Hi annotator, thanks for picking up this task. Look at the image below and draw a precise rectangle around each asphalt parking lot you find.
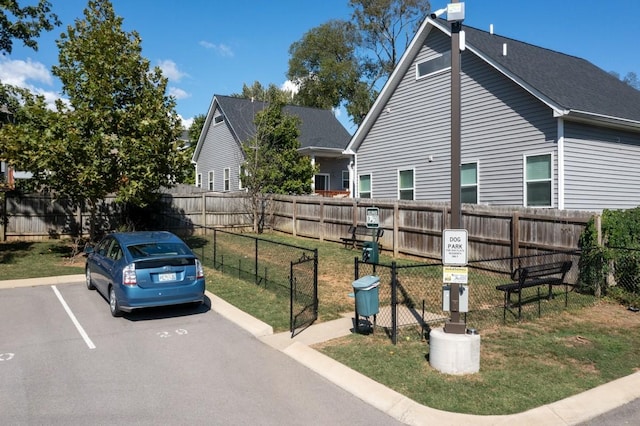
[0,281,402,425]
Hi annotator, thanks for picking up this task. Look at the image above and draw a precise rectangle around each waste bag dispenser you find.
[362,241,379,263]
[352,275,380,333]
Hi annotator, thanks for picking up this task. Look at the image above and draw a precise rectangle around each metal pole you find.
[444,0,466,334]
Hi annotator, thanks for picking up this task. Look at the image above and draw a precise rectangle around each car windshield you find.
[127,242,191,259]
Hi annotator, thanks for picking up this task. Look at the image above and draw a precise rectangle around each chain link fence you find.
[355,250,597,344]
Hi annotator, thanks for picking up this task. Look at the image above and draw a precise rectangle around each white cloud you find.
[0,57,53,87]
[0,57,64,110]
[199,40,234,57]
[280,79,299,94]
[178,114,193,130]
[169,86,190,100]
[157,59,187,82]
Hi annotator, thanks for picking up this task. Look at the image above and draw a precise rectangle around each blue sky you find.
[2,0,639,134]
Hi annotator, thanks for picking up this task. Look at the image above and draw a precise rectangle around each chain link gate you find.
[290,251,318,337]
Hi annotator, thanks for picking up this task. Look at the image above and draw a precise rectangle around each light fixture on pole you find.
[433,1,467,335]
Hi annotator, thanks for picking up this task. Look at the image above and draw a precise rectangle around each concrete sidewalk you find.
[3,276,640,425]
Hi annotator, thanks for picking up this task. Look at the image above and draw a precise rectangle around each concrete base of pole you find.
[429,327,480,375]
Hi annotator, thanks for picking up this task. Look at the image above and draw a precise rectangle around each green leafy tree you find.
[350,0,430,85]
[0,0,60,54]
[288,20,366,116]
[287,0,430,126]
[232,81,293,104]
[1,0,188,238]
[241,99,317,232]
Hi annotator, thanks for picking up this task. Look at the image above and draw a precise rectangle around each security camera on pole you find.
[427,1,480,375]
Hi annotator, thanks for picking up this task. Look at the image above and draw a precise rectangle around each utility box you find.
[362,241,379,263]
[442,284,469,312]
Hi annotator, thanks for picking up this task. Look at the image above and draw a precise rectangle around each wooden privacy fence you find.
[1,191,595,261]
[267,195,594,261]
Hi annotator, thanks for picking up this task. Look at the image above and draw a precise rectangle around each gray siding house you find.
[345,17,640,210]
[192,95,352,195]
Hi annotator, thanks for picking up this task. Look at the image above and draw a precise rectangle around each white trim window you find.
[342,170,349,190]
[416,51,451,79]
[208,171,214,191]
[461,162,478,204]
[358,174,371,198]
[398,168,415,200]
[213,114,224,125]
[525,153,552,207]
[223,167,230,191]
[196,173,202,188]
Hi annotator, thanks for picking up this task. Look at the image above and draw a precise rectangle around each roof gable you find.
[346,17,640,153]
[193,95,351,162]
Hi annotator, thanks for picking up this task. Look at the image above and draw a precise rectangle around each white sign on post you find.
[442,229,468,266]
[365,207,379,228]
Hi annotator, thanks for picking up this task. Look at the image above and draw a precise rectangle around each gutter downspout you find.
[347,155,356,198]
[557,118,565,210]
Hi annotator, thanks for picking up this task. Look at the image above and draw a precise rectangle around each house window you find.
[358,174,371,198]
[416,51,451,79]
[224,168,230,191]
[208,171,214,191]
[525,154,552,207]
[398,169,414,200]
[461,162,478,204]
[342,171,349,190]
[196,173,202,188]
[315,174,329,191]
[214,114,224,125]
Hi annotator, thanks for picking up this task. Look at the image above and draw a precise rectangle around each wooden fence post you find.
[319,199,324,241]
[292,198,297,237]
[393,201,399,257]
[511,212,520,261]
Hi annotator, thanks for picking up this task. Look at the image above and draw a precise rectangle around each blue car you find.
[85,231,205,317]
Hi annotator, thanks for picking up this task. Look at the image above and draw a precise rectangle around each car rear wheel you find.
[85,267,95,290]
[109,287,121,317]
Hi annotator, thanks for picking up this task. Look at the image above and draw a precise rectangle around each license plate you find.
[158,272,176,282]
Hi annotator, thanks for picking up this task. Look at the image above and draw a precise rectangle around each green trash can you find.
[362,240,379,263]
[353,275,380,333]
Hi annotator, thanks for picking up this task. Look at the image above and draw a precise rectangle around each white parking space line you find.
[51,285,96,349]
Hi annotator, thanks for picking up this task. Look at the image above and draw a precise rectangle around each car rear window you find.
[127,242,191,259]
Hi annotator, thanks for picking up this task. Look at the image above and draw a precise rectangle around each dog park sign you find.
[442,229,468,266]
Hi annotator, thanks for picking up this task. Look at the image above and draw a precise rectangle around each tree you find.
[609,71,640,90]
[241,99,317,232]
[1,0,189,239]
[188,113,206,145]
[350,0,430,86]
[287,0,430,126]
[0,0,60,54]
[231,81,294,104]
[288,20,368,118]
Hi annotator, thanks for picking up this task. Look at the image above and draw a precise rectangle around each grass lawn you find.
[2,236,640,415]
[0,240,86,279]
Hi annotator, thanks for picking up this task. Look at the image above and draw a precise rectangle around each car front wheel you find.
[109,287,121,317]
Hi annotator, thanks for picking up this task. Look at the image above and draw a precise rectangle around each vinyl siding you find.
[357,30,560,205]
[198,110,244,192]
[564,122,640,210]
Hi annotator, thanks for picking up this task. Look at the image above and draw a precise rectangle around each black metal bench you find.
[341,225,384,249]
[495,260,572,321]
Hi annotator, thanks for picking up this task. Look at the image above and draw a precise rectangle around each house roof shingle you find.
[461,23,640,123]
[347,17,640,154]
[215,95,351,151]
